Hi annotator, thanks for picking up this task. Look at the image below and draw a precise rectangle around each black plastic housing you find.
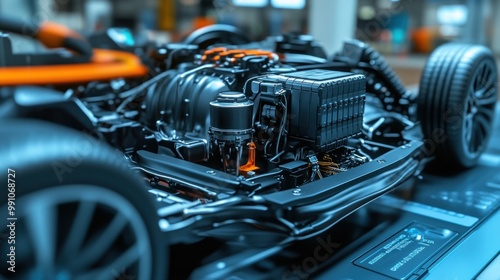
[252,70,366,152]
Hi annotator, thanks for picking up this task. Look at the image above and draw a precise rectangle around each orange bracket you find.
[239,142,260,176]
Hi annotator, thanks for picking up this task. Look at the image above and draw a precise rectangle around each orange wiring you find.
[36,22,84,49]
[201,48,276,64]
[0,49,148,86]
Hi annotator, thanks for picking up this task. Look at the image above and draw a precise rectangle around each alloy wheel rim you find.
[1,185,153,280]
[462,59,497,157]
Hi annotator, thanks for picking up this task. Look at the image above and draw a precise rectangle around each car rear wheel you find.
[418,43,498,169]
[0,120,167,280]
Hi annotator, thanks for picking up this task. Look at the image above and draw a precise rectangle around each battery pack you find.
[280,69,366,152]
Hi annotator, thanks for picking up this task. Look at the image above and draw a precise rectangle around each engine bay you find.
[0,27,430,246]
[85,45,409,201]
[1,17,498,279]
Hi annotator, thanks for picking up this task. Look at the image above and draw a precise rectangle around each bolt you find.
[159,219,169,230]
[216,262,226,269]
[292,189,301,196]
[377,159,386,164]
[207,170,216,175]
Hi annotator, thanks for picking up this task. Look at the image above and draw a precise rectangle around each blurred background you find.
[1,0,499,86]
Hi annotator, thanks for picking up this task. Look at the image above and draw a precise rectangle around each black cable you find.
[116,71,173,112]
[0,17,38,37]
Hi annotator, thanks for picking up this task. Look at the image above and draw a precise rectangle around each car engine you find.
[98,46,371,192]
[1,18,498,279]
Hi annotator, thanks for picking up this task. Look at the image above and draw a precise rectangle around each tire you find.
[0,120,167,280]
[418,43,498,169]
[184,24,250,49]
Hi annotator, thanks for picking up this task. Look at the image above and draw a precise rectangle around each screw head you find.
[216,262,226,269]
[159,219,169,230]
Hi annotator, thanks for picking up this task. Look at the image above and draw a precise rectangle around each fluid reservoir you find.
[209,92,254,175]
[209,92,253,136]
